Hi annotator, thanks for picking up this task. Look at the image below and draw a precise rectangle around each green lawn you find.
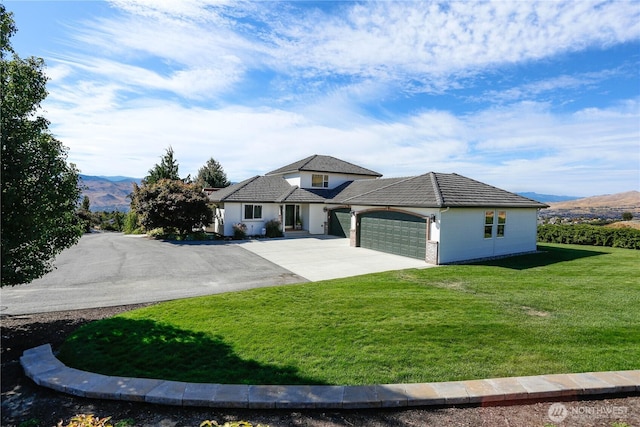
[59,243,640,386]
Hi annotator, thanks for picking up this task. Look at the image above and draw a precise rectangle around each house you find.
[209,155,548,264]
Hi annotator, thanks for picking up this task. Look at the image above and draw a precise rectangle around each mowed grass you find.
[59,243,640,385]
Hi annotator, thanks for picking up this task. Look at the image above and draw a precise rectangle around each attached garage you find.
[357,211,427,260]
[329,208,351,238]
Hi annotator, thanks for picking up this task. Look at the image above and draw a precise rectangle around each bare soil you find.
[2,305,639,427]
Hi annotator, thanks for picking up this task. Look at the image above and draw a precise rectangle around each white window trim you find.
[311,174,329,188]
[243,204,263,220]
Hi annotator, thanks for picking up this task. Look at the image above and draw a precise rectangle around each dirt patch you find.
[2,306,639,427]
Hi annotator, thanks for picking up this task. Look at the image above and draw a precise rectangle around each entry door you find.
[285,205,300,229]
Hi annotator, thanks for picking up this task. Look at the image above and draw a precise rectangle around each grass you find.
[59,243,640,386]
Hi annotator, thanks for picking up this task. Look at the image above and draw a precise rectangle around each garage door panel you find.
[359,211,426,260]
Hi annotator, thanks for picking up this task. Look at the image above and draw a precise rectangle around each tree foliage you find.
[1,6,83,286]
[131,179,213,236]
[144,146,180,185]
[196,157,230,188]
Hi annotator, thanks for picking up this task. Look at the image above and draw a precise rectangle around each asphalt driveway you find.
[0,233,305,315]
[0,233,430,315]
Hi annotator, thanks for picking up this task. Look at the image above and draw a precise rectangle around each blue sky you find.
[6,0,640,197]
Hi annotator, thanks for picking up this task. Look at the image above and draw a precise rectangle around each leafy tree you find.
[622,212,633,221]
[1,6,83,286]
[196,157,230,188]
[144,146,180,185]
[130,179,213,236]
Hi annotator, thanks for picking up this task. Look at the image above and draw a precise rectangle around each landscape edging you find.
[21,344,640,409]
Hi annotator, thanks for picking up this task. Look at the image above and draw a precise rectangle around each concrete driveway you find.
[238,235,430,281]
[0,233,430,315]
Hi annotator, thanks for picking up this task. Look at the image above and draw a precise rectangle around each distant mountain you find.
[548,191,640,210]
[79,175,140,212]
[543,190,640,218]
[517,192,579,203]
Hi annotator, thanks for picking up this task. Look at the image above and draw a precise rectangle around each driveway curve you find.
[0,233,306,315]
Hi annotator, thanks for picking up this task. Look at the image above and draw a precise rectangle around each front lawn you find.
[59,243,640,385]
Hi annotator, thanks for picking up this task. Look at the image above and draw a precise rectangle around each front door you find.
[285,205,300,230]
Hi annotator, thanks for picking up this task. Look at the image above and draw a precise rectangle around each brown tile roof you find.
[266,154,382,177]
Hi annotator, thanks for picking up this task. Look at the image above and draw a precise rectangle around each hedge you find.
[537,224,640,249]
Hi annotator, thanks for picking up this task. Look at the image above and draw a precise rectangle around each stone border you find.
[21,344,640,409]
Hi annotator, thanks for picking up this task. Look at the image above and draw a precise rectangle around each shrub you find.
[537,224,640,249]
[264,219,283,238]
[123,211,142,234]
[57,414,112,427]
[233,223,247,240]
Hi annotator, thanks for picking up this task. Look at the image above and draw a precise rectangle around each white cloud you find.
[28,0,639,197]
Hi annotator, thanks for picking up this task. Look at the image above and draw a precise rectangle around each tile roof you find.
[330,173,548,208]
[266,154,382,177]
[209,156,547,209]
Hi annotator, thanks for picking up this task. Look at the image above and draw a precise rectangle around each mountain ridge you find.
[79,175,139,212]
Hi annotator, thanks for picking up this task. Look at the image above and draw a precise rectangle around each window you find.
[244,204,262,220]
[484,210,507,238]
[497,211,507,237]
[312,174,329,188]
[484,211,494,238]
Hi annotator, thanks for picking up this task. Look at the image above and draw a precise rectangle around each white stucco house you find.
[209,155,548,264]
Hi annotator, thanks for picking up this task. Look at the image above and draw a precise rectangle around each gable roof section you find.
[331,173,548,208]
[266,154,382,177]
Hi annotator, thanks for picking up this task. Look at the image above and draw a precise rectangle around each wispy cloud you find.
[17,0,638,196]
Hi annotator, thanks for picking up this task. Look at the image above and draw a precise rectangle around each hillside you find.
[544,190,640,218]
[80,175,139,212]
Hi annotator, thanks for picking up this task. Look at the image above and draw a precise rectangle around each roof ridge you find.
[276,184,299,202]
[299,154,318,170]
[339,175,419,203]
[429,172,445,207]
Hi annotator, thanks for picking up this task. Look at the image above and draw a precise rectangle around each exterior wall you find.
[307,204,327,234]
[283,174,301,187]
[220,202,281,237]
[438,208,539,264]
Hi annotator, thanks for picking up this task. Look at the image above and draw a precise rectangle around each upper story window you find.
[312,174,329,188]
[244,204,262,220]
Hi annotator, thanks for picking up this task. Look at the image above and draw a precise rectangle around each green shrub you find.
[264,219,283,238]
[123,211,142,234]
[538,224,640,249]
[233,223,247,239]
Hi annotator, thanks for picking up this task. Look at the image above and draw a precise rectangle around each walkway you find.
[22,344,639,409]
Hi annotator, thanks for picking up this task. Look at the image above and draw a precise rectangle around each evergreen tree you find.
[144,146,180,185]
[196,157,230,188]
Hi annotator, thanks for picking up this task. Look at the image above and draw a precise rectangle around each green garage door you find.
[359,211,426,260]
[329,208,351,237]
